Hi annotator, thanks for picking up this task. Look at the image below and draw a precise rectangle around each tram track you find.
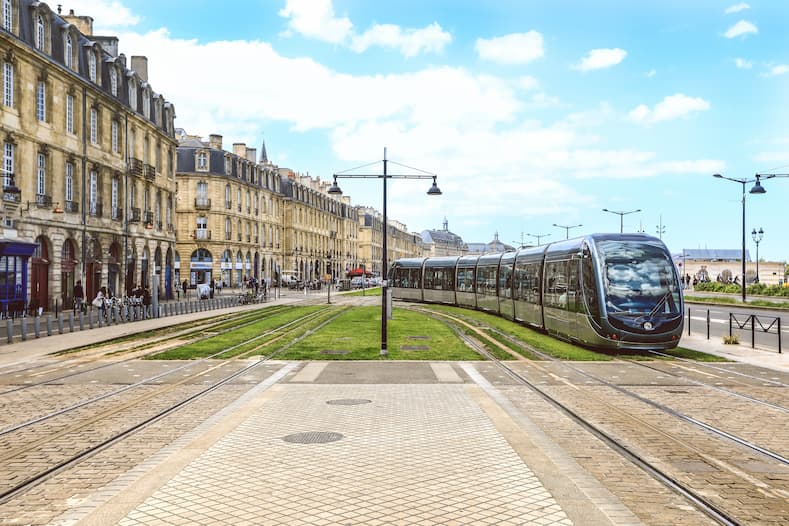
[0,305,349,505]
[413,305,789,526]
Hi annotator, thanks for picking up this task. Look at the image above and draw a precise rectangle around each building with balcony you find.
[355,206,424,277]
[175,131,283,288]
[0,3,177,310]
[280,169,357,283]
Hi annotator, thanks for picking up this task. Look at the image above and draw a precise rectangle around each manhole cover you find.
[401,345,429,351]
[282,431,344,444]
[321,350,349,355]
[408,335,430,340]
[326,399,372,406]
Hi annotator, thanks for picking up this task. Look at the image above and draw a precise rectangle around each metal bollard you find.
[706,309,710,340]
[34,317,40,338]
[58,315,64,334]
[46,315,52,337]
[6,318,12,344]
[79,311,84,331]
[89,311,94,330]
[687,308,691,336]
[21,317,27,341]
[69,312,74,332]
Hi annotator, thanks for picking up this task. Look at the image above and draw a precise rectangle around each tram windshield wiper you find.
[648,291,672,317]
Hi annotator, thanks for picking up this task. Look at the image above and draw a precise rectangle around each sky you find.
[66,0,789,261]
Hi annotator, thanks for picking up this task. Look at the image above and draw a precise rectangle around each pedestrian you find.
[93,286,107,319]
[182,279,188,298]
[73,279,84,313]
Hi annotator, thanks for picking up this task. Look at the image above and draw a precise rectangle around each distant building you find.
[676,249,786,286]
[467,232,515,254]
[421,218,467,257]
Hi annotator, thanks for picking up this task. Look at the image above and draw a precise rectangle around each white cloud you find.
[724,20,758,38]
[517,76,539,91]
[475,32,544,64]
[279,0,450,56]
[572,48,627,72]
[278,0,353,44]
[764,64,789,77]
[725,3,751,14]
[734,58,752,69]
[350,22,451,57]
[60,0,139,27]
[753,152,789,164]
[629,94,711,123]
[646,69,657,77]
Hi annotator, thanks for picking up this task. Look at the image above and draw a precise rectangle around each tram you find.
[390,233,683,350]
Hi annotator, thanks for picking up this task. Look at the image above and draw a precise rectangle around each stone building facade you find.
[356,206,424,276]
[279,169,358,283]
[0,3,177,310]
[420,219,468,257]
[175,131,283,290]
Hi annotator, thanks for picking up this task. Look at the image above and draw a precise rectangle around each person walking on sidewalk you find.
[73,280,84,313]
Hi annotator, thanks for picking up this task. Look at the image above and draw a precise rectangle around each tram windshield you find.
[598,240,680,316]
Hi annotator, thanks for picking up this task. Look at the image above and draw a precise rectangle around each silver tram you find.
[389,233,683,350]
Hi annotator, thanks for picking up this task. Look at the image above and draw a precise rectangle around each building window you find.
[225,184,231,208]
[66,94,74,134]
[109,68,117,97]
[128,80,137,111]
[155,142,161,172]
[2,61,13,107]
[36,81,45,121]
[89,170,97,214]
[65,35,73,69]
[2,0,12,32]
[3,142,13,188]
[111,177,118,210]
[36,14,45,51]
[225,218,231,240]
[36,153,46,195]
[111,120,119,153]
[89,108,98,144]
[197,181,207,197]
[197,151,207,170]
[142,92,149,119]
[224,155,231,175]
[65,162,74,202]
[88,52,96,82]
[129,127,135,157]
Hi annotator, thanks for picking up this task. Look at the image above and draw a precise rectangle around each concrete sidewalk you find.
[679,331,788,372]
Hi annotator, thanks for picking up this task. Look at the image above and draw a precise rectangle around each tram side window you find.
[499,264,513,299]
[568,259,579,312]
[581,246,600,317]
[457,267,474,292]
[514,261,540,304]
[544,261,568,309]
[476,266,497,296]
[408,268,421,289]
[424,269,435,289]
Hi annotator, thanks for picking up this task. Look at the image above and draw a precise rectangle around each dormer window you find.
[196,150,208,171]
[88,52,96,82]
[2,0,13,33]
[142,90,150,119]
[35,14,45,51]
[128,79,137,111]
[110,68,117,96]
[65,35,73,69]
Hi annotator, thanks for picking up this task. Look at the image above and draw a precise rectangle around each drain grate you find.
[282,431,344,444]
[401,345,429,351]
[327,398,372,406]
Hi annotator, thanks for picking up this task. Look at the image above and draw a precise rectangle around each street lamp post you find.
[751,227,763,284]
[712,173,770,302]
[602,208,641,233]
[527,233,550,246]
[553,223,582,240]
[329,148,441,357]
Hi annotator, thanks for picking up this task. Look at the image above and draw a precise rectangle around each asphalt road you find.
[685,300,786,352]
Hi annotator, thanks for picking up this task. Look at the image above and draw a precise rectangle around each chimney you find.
[130,56,148,83]
[246,148,256,162]
[232,143,246,158]
[208,134,223,150]
[63,9,94,36]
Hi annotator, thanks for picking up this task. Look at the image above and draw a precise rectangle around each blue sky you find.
[71,0,788,260]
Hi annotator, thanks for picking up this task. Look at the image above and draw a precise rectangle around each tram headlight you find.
[643,321,654,331]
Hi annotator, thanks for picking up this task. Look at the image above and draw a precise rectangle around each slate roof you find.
[681,249,751,262]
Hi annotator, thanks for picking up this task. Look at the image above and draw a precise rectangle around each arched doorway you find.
[221,249,232,287]
[60,239,78,308]
[173,252,181,293]
[141,246,150,289]
[108,242,121,297]
[235,250,243,285]
[190,248,212,286]
[165,246,173,300]
[254,252,260,281]
[86,239,102,303]
[31,236,50,312]
[245,251,252,283]
[154,246,162,299]
[125,248,137,296]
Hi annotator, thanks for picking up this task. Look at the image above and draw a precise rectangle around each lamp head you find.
[749,175,766,194]
[427,176,442,196]
[327,177,343,195]
[713,173,723,179]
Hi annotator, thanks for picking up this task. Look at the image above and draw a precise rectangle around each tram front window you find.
[598,241,680,316]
